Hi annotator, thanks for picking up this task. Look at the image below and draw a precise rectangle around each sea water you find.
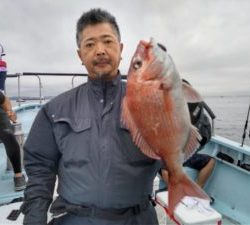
[205,95,250,147]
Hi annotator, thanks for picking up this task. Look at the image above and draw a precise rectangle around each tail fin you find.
[167,173,209,216]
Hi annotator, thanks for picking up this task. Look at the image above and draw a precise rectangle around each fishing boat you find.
[0,72,249,225]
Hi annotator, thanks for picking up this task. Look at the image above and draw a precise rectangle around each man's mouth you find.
[93,58,110,66]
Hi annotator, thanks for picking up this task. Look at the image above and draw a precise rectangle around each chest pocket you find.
[53,117,91,168]
[119,122,155,167]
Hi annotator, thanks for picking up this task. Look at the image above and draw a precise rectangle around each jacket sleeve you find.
[21,106,60,225]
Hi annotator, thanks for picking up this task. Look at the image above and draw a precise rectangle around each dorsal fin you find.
[121,97,161,160]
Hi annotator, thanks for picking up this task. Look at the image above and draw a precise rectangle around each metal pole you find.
[241,97,250,147]
[17,73,21,106]
[35,75,42,104]
[72,75,78,88]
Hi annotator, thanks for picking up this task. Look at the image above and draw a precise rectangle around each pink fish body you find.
[122,38,209,215]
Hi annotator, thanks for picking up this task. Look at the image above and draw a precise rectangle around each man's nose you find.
[96,43,105,55]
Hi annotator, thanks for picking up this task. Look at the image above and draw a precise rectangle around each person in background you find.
[0,91,26,191]
[0,44,7,92]
[183,151,215,189]
[22,8,161,225]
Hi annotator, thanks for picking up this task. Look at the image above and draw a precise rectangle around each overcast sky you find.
[1,0,250,96]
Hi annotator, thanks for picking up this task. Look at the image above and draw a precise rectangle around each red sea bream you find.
[121,38,209,215]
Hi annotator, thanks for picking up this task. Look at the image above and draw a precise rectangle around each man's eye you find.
[104,39,112,44]
[85,43,94,48]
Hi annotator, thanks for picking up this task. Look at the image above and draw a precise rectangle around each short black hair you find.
[76,8,121,48]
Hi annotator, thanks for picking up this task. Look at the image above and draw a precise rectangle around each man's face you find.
[77,22,123,80]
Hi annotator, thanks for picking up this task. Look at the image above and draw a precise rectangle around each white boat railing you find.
[6,73,128,106]
[6,72,91,105]
[6,72,217,133]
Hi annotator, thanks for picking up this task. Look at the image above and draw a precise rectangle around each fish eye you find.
[157,43,167,52]
[132,57,143,70]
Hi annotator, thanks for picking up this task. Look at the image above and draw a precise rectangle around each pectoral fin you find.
[121,97,161,160]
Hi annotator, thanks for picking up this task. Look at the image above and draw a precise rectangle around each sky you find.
[1,0,250,96]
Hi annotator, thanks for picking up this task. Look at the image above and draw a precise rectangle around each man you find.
[0,91,26,191]
[22,8,161,225]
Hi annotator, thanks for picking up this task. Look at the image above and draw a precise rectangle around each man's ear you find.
[120,42,124,53]
[77,49,85,65]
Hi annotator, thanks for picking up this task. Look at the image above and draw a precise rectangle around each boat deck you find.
[0,104,41,205]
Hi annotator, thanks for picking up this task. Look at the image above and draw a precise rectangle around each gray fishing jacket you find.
[22,74,161,225]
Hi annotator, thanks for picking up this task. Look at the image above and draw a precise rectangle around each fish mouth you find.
[150,38,167,61]
[149,38,168,77]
